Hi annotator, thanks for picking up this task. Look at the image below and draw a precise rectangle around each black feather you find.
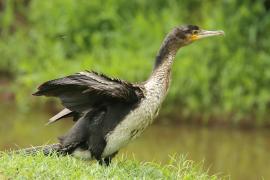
[33,71,144,113]
[32,71,144,161]
[57,103,132,159]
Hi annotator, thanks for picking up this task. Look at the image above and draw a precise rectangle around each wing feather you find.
[47,108,72,125]
[33,71,144,124]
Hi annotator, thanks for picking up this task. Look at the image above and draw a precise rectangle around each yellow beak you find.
[191,30,225,41]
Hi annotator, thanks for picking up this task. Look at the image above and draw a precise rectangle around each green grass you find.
[0,152,221,179]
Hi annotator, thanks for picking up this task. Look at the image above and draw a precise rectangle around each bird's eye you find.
[192,30,199,35]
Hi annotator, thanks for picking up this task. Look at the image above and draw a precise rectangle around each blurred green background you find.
[0,0,270,179]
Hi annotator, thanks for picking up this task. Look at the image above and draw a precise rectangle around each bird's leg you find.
[90,145,105,166]
[97,151,118,166]
[92,150,105,166]
[97,157,104,166]
[103,157,111,166]
[103,151,118,166]
[97,157,109,166]
[92,150,104,166]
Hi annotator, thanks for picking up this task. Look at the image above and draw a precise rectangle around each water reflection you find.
[124,125,270,180]
[0,103,269,180]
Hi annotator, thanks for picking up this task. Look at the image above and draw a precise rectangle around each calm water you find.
[0,103,270,180]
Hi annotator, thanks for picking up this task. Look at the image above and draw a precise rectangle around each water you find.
[0,103,269,180]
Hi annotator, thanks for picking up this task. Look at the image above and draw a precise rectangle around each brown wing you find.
[33,71,144,124]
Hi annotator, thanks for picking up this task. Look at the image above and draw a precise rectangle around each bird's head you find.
[166,25,224,49]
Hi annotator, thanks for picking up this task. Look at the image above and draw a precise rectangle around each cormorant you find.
[23,25,224,165]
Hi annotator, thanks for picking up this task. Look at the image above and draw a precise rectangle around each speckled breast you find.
[102,78,168,157]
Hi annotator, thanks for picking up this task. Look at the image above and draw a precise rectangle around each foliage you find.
[0,152,220,179]
[0,0,270,125]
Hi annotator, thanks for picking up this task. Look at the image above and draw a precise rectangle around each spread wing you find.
[33,71,144,124]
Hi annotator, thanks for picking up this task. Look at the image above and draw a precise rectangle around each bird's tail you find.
[13,143,63,156]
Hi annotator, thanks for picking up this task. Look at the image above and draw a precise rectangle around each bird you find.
[22,25,224,166]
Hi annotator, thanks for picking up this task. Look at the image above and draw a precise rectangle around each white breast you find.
[102,79,168,157]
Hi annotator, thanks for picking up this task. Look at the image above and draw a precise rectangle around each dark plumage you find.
[31,71,145,164]
[18,25,224,166]
[34,71,144,124]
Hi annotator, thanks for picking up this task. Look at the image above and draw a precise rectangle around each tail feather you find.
[14,143,62,156]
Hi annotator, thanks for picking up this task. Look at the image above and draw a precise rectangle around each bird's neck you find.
[148,39,179,91]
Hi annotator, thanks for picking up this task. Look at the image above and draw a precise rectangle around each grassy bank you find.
[0,153,220,180]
